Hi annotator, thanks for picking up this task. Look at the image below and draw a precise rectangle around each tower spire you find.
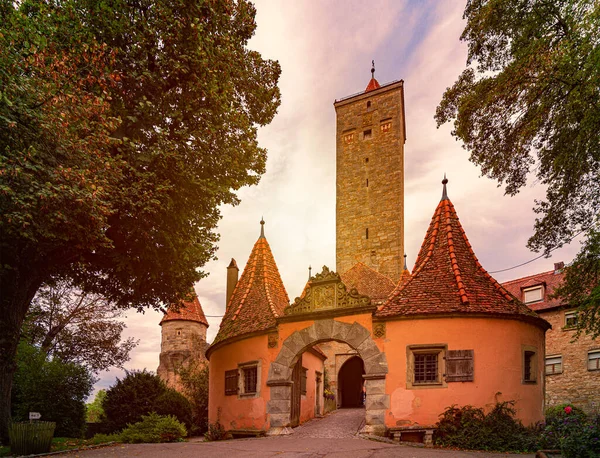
[260,217,265,238]
[403,253,408,271]
[441,174,449,201]
[371,60,375,78]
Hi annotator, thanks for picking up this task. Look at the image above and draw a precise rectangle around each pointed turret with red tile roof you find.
[365,60,381,92]
[376,177,548,327]
[212,219,290,345]
[340,262,395,306]
[160,294,209,327]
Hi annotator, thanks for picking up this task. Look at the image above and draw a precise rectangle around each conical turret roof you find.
[212,220,289,345]
[161,295,209,327]
[376,179,547,327]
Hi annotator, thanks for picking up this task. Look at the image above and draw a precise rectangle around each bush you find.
[153,389,193,430]
[434,401,538,452]
[90,432,121,444]
[541,405,600,458]
[204,408,228,441]
[11,342,94,437]
[101,370,166,433]
[119,413,186,443]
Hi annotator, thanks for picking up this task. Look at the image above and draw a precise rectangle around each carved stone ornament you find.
[268,332,279,348]
[372,322,386,339]
[284,266,371,316]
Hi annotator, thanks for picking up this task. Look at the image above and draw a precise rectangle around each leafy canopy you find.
[435,0,600,333]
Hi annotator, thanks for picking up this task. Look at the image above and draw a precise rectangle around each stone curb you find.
[6,441,116,457]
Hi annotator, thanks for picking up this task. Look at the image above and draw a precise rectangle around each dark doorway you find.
[338,356,365,408]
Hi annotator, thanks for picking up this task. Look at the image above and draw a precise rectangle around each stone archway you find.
[266,319,388,435]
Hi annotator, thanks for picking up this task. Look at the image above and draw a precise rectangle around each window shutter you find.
[445,350,474,382]
[301,368,308,395]
[225,369,238,395]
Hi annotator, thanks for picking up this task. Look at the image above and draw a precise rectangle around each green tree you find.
[23,279,138,374]
[435,0,600,334]
[0,0,280,442]
[12,342,94,438]
[86,389,106,423]
[177,363,209,434]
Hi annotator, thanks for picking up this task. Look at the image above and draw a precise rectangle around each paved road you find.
[55,408,535,458]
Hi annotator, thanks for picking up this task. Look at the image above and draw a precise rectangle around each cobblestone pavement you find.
[289,407,365,438]
[53,409,536,457]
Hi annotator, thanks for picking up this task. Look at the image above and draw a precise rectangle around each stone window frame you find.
[523,286,544,304]
[522,345,538,384]
[406,344,447,390]
[564,310,578,329]
[238,360,261,398]
[545,354,563,375]
[588,349,600,371]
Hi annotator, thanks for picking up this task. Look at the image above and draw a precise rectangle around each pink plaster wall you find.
[381,317,546,427]
[300,350,325,423]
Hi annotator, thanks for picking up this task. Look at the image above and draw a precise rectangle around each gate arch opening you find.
[338,356,365,408]
[266,319,388,436]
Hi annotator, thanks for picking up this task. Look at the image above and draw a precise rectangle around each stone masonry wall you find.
[541,308,600,415]
[335,82,405,282]
[157,320,208,391]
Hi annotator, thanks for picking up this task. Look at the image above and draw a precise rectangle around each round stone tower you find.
[157,295,209,390]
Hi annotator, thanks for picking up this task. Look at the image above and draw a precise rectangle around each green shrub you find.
[11,342,94,437]
[204,408,228,441]
[101,370,166,433]
[541,405,600,458]
[434,401,538,452]
[177,363,209,435]
[119,413,187,443]
[153,389,193,430]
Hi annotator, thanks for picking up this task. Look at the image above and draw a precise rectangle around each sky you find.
[92,0,584,396]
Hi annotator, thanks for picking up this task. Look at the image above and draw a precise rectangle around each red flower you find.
[564,406,573,414]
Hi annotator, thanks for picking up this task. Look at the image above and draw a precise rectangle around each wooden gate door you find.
[290,355,302,427]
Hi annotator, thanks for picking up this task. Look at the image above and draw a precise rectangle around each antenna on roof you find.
[260,217,265,238]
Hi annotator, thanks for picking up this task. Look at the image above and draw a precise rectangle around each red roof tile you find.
[365,77,381,92]
[377,186,544,326]
[161,295,209,327]
[502,269,566,311]
[212,229,289,345]
[340,262,395,305]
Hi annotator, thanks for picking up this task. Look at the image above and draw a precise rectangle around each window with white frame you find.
[588,350,600,371]
[523,286,543,304]
[545,355,562,375]
[565,311,578,328]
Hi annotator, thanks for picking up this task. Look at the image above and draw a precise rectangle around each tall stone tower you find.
[157,295,209,390]
[334,65,406,282]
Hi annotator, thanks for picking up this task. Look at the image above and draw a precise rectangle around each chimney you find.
[554,261,564,273]
[226,258,239,309]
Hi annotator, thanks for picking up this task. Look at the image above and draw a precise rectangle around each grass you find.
[0,436,117,456]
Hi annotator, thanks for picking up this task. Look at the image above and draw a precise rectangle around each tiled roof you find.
[502,269,566,311]
[160,295,209,327]
[212,227,289,345]
[340,262,395,305]
[377,183,543,325]
[365,77,381,92]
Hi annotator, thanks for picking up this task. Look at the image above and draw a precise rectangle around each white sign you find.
[29,412,41,420]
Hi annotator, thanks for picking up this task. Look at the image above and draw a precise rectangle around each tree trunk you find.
[0,268,43,445]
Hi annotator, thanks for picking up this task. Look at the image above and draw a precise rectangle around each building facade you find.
[503,265,600,414]
[201,72,550,443]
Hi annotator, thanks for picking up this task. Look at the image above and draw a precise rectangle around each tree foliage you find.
[435,0,600,332]
[24,279,138,373]
[12,342,94,438]
[101,370,192,433]
[177,362,209,434]
[86,389,106,423]
[0,0,280,442]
